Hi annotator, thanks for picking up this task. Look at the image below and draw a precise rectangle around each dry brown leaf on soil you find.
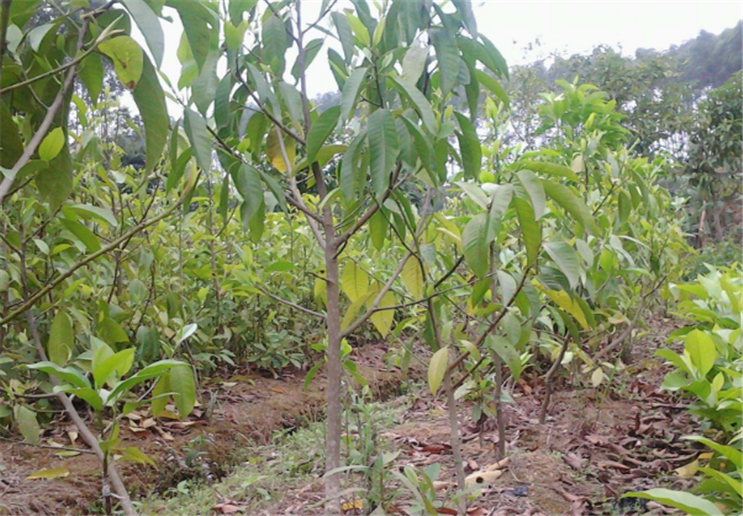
[433,481,453,491]
[464,469,503,488]
[598,460,630,471]
[483,457,509,471]
[211,503,244,514]
[466,508,488,516]
[563,452,583,470]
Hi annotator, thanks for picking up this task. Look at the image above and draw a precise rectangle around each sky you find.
[131,0,743,116]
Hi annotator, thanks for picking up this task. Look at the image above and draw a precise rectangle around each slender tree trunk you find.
[539,336,570,424]
[323,236,343,512]
[444,369,466,515]
[428,299,466,514]
[490,243,506,458]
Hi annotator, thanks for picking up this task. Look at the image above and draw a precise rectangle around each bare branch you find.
[256,286,325,319]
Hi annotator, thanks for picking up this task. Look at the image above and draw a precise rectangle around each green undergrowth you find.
[139,392,408,515]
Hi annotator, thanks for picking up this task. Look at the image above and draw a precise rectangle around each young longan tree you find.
[173,0,508,508]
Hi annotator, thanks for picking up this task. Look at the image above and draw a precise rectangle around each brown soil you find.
[240,317,702,516]
[0,343,404,515]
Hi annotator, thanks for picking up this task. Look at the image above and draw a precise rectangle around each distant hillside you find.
[670,21,743,89]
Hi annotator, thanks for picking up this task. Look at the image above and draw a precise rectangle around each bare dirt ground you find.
[1,317,700,516]
[0,344,402,515]
[237,316,700,516]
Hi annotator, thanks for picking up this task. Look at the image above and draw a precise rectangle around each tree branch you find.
[0,17,91,204]
[0,199,183,326]
[256,286,325,319]
[446,268,531,376]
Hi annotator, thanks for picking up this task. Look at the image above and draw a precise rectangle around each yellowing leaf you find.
[401,259,424,300]
[27,467,70,479]
[369,290,396,337]
[539,287,590,330]
[428,346,449,396]
[98,36,144,89]
[266,127,295,173]
[38,127,65,162]
[591,367,604,387]
[341,262,369,302]
[674,459,699,478]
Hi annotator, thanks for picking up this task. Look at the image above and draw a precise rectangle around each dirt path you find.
[200,316,699,516]
[0,343,403,515]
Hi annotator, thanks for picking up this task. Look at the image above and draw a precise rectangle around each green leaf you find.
[474,70,509,106]
[401,259,424,300]
[0,101,24,168]
[133,54,169,173]
[544,242,581,290]
[173,1,218,72]
[175,323,198,345]
[516,170,546,220]
[339,67,367,126]
[56,386,103,411]
[462,213,491,278]
[38,127,65,162]
[184,108,212,172]
[121,0,164,67]
[306,106,340,165]
[332,12,354,63]
[488,335,523,381]
[514,194,541,267]
[107,359,185,404]
[684,330,717,377]
[430,28,460,96]
[623,489,721,516]
[367,109,399,200]
[78,53,103,104]
[150,373,170,416]
[98,36,144,89]
[98,318,129,345]
[452,0,477,36]
[345,12,370,47]
[262,14,287,75]
[454,112,481,179]
[278,81,303,125]
[233,164,263,226]
[36,147,73,211]
[69,204,118,227]
[27,22,56,52]
[15,405,40,445]
[27,362,91,389]
[685,436,742,469]
[48,311,74,366]
[119,447,156,467]
[391,77,437,135]
[401,45,428,84]
[94,348,135,389]
[191,51,219,115]
[542,180,595,233]
[521,160,580,182]
[170,364,195,418]
[428,346,449,395]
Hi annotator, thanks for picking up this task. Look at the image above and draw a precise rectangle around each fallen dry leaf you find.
[598,460,630,471]
[465,469,503,488]
[212,503,243,514]
[563,452,583,470]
